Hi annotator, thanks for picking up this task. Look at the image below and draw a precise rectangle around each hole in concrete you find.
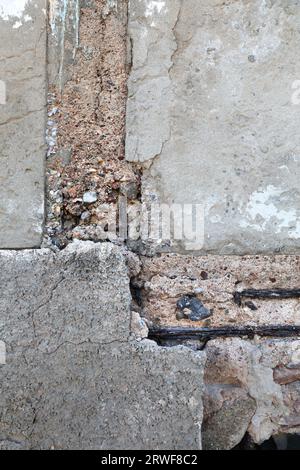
[233,433,300,450]
[130,280,143,308]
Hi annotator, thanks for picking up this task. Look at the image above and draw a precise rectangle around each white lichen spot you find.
[0,0,29,20]
[13,14,31,28]
[240,185,299,236]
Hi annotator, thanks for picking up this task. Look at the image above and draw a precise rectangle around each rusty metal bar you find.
[233,289,300,306]
[149,325,300,342]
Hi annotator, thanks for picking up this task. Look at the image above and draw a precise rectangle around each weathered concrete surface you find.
[0,241,132,347]
[46,0,140,250]
[0,0,46,248]
[203,337,300,448]
[126,0,300,254]
[0,241,205,450]
[136,253,300,328]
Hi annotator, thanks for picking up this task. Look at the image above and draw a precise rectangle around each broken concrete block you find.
[126,0,300,254]
[0,339,206,450]
[0,241,132,348]
[0,241,206,449]
[0,0,46,248]
[94,340,205,451]
[203,385,256,450]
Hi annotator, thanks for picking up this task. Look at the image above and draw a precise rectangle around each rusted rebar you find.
[149,325,300,342]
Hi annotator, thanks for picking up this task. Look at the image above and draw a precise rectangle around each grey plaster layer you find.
[48,0,80,92]
[0,0,46,249]
[126,0,300,254]
[0,241,205,450]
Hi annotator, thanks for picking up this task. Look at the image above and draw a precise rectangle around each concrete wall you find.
[0,241,205,449]
[126,0,300,254]
[0,0,46,248]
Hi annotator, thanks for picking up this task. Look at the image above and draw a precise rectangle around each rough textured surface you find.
[202,386,256,450]
[136,253,300,327]
[204,337,300,447]
[0,340,205,450]
[46,0,140,248]
[0,241,205,450]
[126,0,300,254]
[0,241,131,347]
[1,0,299,451]
[0,0,46,248]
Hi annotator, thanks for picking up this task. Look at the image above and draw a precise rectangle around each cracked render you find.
[0,0,300,451]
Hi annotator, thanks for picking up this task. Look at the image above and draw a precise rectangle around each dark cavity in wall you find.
[234,433,300,451]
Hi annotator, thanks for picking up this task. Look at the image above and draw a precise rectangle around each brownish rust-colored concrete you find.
[135,254,300,328]
[46,0,140,247]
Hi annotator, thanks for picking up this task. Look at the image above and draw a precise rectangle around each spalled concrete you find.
[46,0,139,249]
[1,0,299,451]
[204,337,300,448]
[137,253,300,328]
[126,0,300,254]
[0,0,46,248]
[0,241,206,450]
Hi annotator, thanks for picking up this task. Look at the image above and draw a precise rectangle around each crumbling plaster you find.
[0,0,46,248]
[0,0,299,451]
[204,337,300,448]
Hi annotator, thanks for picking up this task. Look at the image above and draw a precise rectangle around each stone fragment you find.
[274,366,300,386]
[131,311,149,340]
[83,192,98,204]
[177,296,212,322]
[203,386,256,450]
[127,0,300,254]
[80,211,91,222]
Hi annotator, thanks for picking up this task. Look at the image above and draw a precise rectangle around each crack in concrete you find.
[168,0,182,79]
[0,108,45,127]
[42,338,130,356]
